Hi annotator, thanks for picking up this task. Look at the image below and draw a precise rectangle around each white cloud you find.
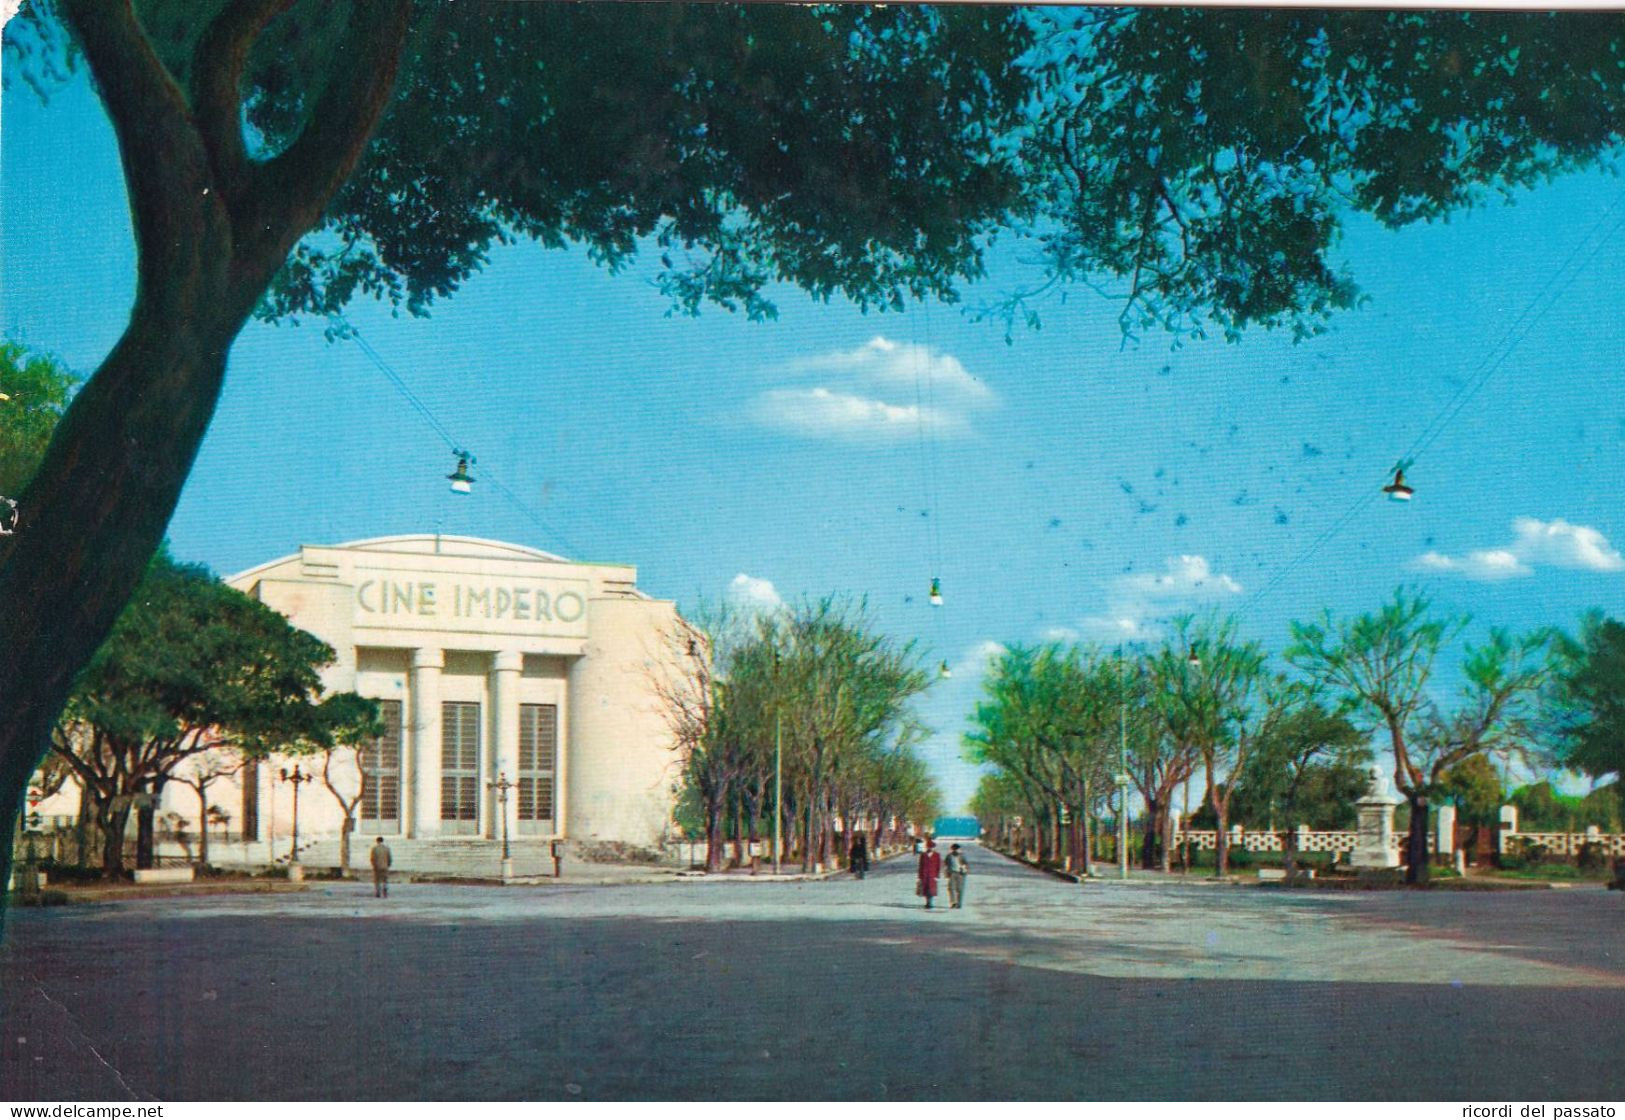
[1413,518,1623,582]
[1040,626,1080,643]
[726,572,783,612]
[748,336,992,442]
[1116,554,1243,600]
[1065,555,1243,644]
[746,387,966,442]
[1415,549,1531,581]
[793,336,993,403]
[1076,615,1162,642]
[950,640,1007,677]
[1509,517,1624,572]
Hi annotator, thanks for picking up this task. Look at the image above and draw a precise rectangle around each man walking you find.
[945,843,969,909]
[370,836,392,898]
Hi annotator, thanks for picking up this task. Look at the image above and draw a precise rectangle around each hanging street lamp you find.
[1382,462,1414,502]
[929,577,943,606]
[447,451,476,494]
[938,659,952,680]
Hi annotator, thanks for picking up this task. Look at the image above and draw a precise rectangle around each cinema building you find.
[150,535,686,876]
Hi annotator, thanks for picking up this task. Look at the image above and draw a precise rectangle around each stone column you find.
[1352,765,1401,869]
[489,651,523,839]
[1435,804,1457,856]
[409,648,444,839]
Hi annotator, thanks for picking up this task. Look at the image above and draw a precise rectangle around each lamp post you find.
[776,689,783,871]
[21,788,43,900]
[773,657,783,877]
[1118,654,1130,881]
[279,765,311,880]
[488,771,516,879]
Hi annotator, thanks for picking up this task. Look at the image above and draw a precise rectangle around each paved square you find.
[3,851,1621,1100]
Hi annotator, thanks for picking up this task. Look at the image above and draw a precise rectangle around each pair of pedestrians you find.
[915,838,969,910]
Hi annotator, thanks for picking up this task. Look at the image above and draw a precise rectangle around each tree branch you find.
[190,0,294,206]
[235,0,413,303]
[57,0,219,283]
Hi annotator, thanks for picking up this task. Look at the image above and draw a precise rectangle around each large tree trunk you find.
[339,816,355,877]
[0,0,411,922]
[194,784,211,868]
[1139,795,1162,870]
[136,792,157,871]
[1406,793,1430,885]
[704,801,725,872]
[99,805,133,877]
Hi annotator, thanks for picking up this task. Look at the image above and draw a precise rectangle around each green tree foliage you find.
[1230,702,1368,836]
[0,2,1031,900]
[657,598,936,872]
[1288,588,1556,882]
[1008,8,1625,341]
[0,340,78,496]
[1553,614,1625,782]
[965,643,1122,871]
[311,690,386,875]
[1510,780,1622,833]
[50,549,368,874]
[8,2,1625,897]
[1436,754,1505,827]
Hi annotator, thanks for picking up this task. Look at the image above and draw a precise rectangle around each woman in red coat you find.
[917,837,942,910]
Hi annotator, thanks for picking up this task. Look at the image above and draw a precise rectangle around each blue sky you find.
[5,63,1624,811]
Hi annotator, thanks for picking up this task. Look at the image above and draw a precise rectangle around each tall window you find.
[441,701,480,833]
[360,700,402,828]
[241,759,259,841]
[517,703,557,832]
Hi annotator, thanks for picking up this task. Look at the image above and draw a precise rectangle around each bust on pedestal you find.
[1351,765,1401,869]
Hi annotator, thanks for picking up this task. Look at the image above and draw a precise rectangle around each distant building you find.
[35,535,690,876]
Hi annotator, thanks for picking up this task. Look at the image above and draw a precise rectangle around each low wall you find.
[1175,826,1625,859]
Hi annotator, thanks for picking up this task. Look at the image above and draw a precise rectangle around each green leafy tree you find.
[1553,614,1625,783]
[1157,615,1275,877]
[1289,588,1555,883]
[657,597,934,872]
[1230,700,1367,877]
[10,2,1625,894]
[965,644,1118,870]
[49,549,364,875]
[0,340,78,498]
[1007,9,1625,342]
[309,691,386,876]
[1437,754,1505,827]
[0,1,1032,890]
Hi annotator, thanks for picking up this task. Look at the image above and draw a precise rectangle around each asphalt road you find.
[2,849,1622,1101]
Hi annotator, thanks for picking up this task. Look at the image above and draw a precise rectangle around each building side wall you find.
[566,597,682,850]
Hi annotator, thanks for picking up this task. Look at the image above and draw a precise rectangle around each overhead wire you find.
[335,317,583,558]
[1237,182,1625,618]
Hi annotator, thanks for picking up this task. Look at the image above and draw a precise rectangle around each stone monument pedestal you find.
[1351,765,1400,870]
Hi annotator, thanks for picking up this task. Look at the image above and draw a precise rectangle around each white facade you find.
[37,535,689,875]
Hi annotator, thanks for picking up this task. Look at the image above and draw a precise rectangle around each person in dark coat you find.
[849,833,869,879]
[370,836,392,898]
[917,837,942,909]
